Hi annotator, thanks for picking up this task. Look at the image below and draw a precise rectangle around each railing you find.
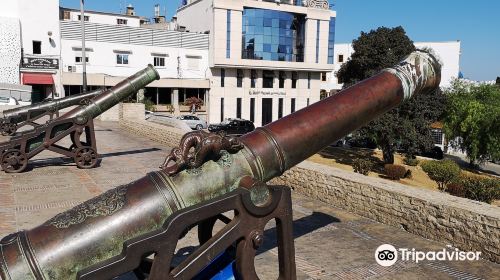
[60,21,209,50]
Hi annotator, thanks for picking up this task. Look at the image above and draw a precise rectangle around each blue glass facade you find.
[315,20,320,63]
[226,10,231,59]
[242,8,305,62]
[327,17,335,64]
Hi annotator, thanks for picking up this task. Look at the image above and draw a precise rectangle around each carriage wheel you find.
[74,147,98,169]
[1,149,28,173]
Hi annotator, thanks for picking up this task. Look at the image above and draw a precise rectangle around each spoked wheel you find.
[74,147,98,169]
[1,149,28,173]
[0,123,17,136]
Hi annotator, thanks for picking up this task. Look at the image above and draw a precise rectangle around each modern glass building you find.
[241,8,305,62]
[178,0,336,127]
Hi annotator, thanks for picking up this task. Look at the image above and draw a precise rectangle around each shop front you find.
[21,55,59,103]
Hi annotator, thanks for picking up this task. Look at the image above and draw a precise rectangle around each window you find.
[321,72,327,81]
[307,72,311,89]
[237,69,243,88]
[291,72,297,88]
[315,20,320,63]
[75,56,89,63]
[327,17,335,64]
[221,69,225,87]
[432,129,443,145]
[251,70,257,88]
[250,98,255,122]
[226,10,231,58]
[278,98,283,118]
[117,18,128,25]
[32,41,41,54]
[153,57,165,67]
[338,54,344,63]
[236,98,242,118]
[78,15,89,21]
[279,71,286,88]
[220,98,224,122]
[241,8,305,62]
[291,98,296,113]
[263,70,274,88]
[307,98,310,106]
[116,54,129,65]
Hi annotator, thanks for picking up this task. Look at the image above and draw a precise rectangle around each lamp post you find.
[80,0,87,93]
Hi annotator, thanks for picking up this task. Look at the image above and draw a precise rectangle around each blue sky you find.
[60,0,499,81]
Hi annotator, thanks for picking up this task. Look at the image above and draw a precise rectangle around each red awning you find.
[22,73,54,85]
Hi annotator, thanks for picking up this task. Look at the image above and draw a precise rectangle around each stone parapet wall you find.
[270,161,500,263]
[119,119,184,148]
[120,103,145,121]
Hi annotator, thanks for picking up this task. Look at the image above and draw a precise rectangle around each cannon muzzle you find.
[61,64,159,123]
[0,50,441,279]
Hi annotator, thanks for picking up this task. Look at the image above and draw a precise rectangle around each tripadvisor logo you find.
[375,244,481,266]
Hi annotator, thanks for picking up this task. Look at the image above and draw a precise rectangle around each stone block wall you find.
[120,119,184,148]
[120,103,145,121]
[271,161,500,263]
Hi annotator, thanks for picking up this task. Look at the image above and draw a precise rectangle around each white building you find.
[59,7,210,116]
[0,0,62,103]
[322,41,461,93]
[177,0,336,126]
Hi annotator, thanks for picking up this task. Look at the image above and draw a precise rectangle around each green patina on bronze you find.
[24,150,255,280]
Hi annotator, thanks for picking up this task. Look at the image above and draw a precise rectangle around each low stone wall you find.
[271,161,500,263]
[120,103,145,121]
[120,119,184,148]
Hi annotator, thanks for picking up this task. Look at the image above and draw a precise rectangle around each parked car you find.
[177,115,207,130]
[208,118,255,135]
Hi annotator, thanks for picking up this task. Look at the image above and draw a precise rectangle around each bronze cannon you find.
[0,50,441,279]
[0,65,159,173]
[0,89,104,136]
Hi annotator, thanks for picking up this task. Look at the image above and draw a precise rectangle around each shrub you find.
[421,160,461,191]
[384,164,407,180]
[445,180,467,198]
[353,158,373,175]
[403,155,419,166]
[458,176,500,204]
[142,97,156,112]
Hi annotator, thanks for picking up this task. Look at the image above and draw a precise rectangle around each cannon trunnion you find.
[0,51,441,279]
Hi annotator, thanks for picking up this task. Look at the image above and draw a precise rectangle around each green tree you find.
[443,79,500,165]
[337,26,415,87]
[338,26,445,163]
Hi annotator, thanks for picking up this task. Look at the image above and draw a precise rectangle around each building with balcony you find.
[177,0,336,126]
[321,41,462,94]
[59,9,210,117]
[0,0,62,103]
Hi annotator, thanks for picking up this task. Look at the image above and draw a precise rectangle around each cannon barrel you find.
[60,65,159,123]
[0,50,441,279]
[0,89,104,125]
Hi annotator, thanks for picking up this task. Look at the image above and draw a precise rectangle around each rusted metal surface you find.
[0,50,441,279]
[0,89,103,136]
[0,65,159,173]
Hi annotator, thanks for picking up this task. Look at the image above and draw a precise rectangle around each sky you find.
[59,0,500,81]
